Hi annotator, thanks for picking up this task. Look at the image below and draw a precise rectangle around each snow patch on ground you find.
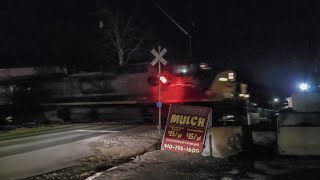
[89,125,161,162]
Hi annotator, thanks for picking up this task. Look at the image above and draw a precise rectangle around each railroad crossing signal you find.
[151,46,168,135]
[151,48,167,66]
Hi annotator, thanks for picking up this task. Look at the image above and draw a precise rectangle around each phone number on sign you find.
[163,144,200,153]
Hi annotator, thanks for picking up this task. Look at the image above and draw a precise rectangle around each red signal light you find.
[148,75,170,86]
[159,76,168,84]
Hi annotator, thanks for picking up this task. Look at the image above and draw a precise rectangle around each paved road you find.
[0,123,137,180]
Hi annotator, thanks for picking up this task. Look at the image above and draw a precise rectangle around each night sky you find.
[1,0,320,94]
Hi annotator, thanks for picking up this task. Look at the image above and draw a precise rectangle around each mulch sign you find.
[161,104,212,153]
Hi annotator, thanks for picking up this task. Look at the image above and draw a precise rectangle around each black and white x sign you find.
[151,48,167,66]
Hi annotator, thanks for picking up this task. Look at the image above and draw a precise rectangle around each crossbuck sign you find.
[151,48,167,66]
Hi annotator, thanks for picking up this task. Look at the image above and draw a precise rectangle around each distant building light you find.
[274,98,279,103]
[222,115,235,120]
[199,62,210,70]
[219,77,228,81]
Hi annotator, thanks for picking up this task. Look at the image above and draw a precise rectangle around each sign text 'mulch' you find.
[170,114,206,127]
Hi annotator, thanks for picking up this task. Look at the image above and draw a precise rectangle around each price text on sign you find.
[161,104,211,153]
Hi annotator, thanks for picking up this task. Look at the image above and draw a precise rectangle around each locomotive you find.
[1,61,249,125]
[37,61,249,124]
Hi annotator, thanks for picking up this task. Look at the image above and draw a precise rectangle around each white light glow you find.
[219,77,228,81]
[199,62,210,70]
[299,83,309,91]
[159,76,168,84]
[228,72,235,81]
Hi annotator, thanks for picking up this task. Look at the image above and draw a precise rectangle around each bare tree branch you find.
[126,38,143,64]
[100,9,146,66]
[120,16,133,43]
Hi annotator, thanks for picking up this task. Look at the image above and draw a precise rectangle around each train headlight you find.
[181,69,187,73]
[228,72,235,81]
[219,77,228,81]
[299,83,309,91]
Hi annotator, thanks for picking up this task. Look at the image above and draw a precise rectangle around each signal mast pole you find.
[158,46,162,133]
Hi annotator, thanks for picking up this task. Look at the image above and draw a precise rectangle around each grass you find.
[0,124,80,141]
